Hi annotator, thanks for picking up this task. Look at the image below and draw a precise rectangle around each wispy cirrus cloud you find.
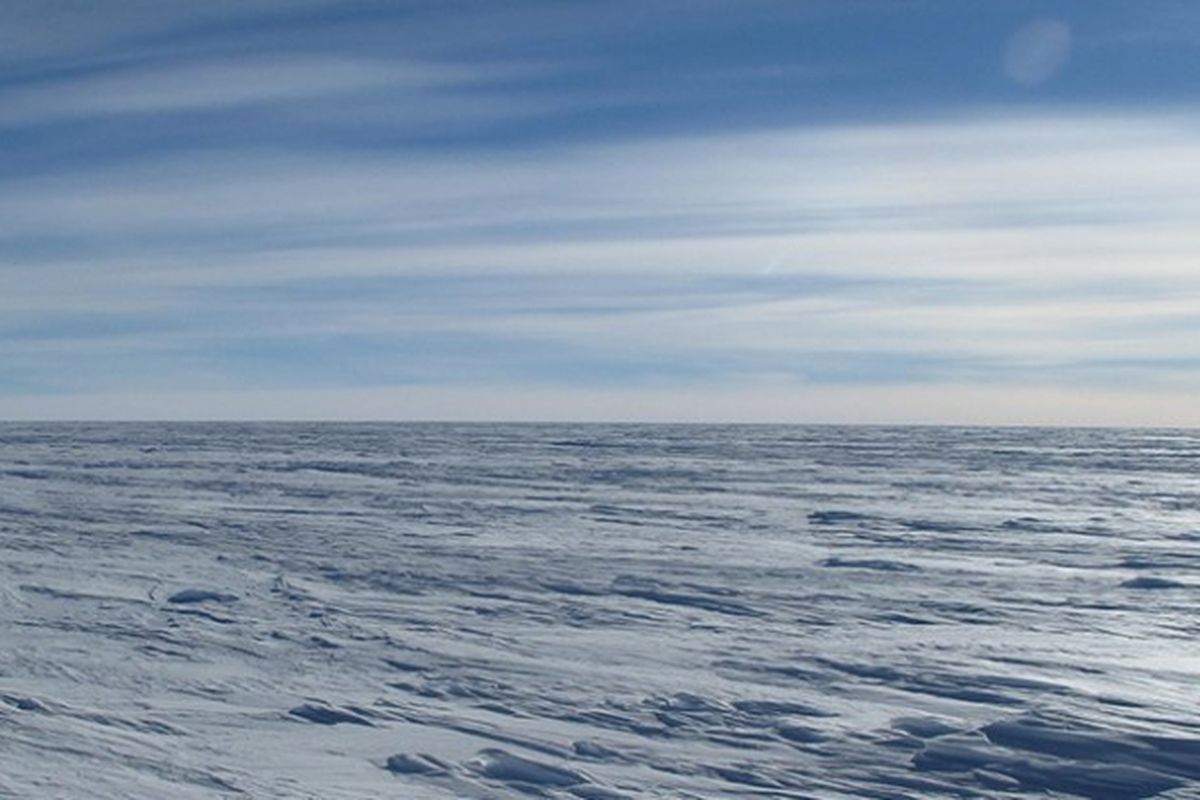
[4,112,1200,396]
[0,57,471,122]
[3,110,1198,277]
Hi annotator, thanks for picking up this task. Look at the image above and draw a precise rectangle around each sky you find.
[1,0,1199,425]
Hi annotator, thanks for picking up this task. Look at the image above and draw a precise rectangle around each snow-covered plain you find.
[1,423,1198,799]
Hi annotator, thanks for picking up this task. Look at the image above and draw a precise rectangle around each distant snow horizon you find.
[1,384,1197,428]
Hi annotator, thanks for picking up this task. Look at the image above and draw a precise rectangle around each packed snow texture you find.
[1,423,1198,799]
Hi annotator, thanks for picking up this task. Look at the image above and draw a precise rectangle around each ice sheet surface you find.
[1,423,1198,798]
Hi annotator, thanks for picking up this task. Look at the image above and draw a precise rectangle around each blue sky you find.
[2,0,1199,423]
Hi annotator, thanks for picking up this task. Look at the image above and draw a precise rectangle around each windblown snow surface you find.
[1,423,1198,799]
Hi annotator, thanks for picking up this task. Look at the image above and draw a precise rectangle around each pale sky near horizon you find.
[2,1,1199,425]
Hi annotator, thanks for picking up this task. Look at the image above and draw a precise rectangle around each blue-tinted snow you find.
[0,423,1198,798]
